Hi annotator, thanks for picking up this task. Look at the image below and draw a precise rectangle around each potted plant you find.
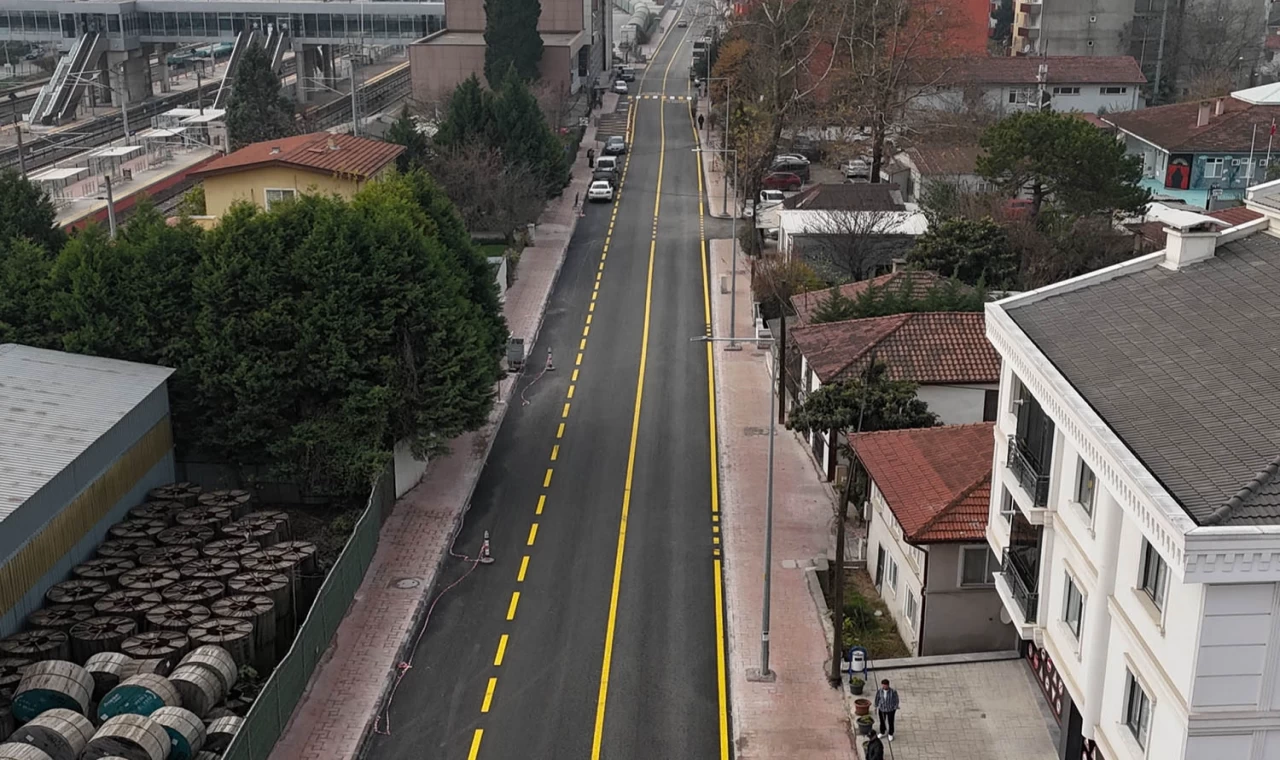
[850,676,865,695]
[853,698,871,716]
[856,715,875,737]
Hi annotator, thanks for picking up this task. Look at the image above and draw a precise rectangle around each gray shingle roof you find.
[1006,233,1280,525]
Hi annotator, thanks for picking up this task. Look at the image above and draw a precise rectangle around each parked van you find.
[596,155,619,173]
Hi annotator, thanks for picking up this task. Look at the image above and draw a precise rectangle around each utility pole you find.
[1152,0,1170,104]
[349,52,361,137]
[12,114,26,179]
[195,69,203,113]
[103,175,118,239]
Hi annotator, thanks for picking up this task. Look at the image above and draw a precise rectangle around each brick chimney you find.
[1197,101,1211,127]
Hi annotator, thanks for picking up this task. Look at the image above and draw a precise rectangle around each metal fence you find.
[220,461,396,760]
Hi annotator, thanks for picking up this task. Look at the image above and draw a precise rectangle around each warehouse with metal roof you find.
[0,343,175,635]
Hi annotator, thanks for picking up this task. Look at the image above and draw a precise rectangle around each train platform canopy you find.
[0,344,173,520]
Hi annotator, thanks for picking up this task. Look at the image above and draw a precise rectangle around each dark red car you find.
[762,172,802,191]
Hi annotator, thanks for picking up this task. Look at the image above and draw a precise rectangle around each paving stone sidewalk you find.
[709,239,857,759]
[267,113,607,760]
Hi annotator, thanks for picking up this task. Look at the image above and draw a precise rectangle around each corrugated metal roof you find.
[0,345,173,517]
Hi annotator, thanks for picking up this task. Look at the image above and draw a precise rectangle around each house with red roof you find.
[852,422,1014,655]
[789,312,1001,480]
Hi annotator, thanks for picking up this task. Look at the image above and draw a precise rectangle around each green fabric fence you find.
[221,463,397,760]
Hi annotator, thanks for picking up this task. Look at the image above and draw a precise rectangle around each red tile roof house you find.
[910,55,1147,116]
[788,311,1001,481]
[852,422,1014,656]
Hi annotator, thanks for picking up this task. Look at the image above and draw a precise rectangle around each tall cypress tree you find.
[226,43,296,150]
[435,75,494,148]
[483,0,544,83]
[491,73,567,189]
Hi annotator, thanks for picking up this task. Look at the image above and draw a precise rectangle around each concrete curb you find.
[351,125,596,760]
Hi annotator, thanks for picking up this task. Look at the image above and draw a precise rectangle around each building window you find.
[1008,87,1035,105]
[1052,86,1080,95]
[264,188,297,209]
[886,557,899,594]
[1204,158,1224,179]
[1075,459,1097,517]
[1124,669,1152,748]
[983,389,999,422]
[1140,540,1169,611]
[1063,573,1084,639]
[960,547,998,587]
[1000,488,1018,525]
[1101,86,1128,95]
[904,589,918,629]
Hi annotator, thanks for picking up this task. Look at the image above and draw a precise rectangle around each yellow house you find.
[190,132,405,223]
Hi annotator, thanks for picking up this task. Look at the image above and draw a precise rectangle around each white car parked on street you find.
[588,180,615,203]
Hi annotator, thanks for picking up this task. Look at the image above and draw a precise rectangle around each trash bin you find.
[848,646,867,675]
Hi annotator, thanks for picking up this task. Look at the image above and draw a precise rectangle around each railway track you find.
[303,62,409,130]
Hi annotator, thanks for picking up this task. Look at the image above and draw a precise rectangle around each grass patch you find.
[478,243,508,258]
[829,569,911,660]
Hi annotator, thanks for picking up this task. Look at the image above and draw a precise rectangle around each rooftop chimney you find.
[327,136,339,151]
[1214,97,1226,116]
[270,146,281,154]
[1197,101,1211,128]
[1161,223,1219,270]
[891,257,908,273]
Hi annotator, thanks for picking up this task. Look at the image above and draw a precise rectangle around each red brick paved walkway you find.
[268,115,606,760]
[709,238,858,759]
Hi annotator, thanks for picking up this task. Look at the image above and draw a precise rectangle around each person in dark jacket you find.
[864,733,885,760]
[874,678,900,740]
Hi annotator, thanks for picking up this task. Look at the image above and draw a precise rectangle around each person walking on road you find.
[864,733,886,760]
[874,678,899,741]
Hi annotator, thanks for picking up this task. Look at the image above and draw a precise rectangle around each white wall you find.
[915,83,1142,115]
[866,482,926,655]
[916,383,996,425]
[393,439,429,498]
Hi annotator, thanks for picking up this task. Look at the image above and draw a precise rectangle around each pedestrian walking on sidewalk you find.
[587,147,596,168]
[874,678,899,741]
[864,734,885,760]
[698,114,705,131]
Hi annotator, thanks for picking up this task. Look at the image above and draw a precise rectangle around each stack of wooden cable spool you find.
[186,620,253,670]
[143,604,209,637]
[95,540,156,563]
[159,581,224,608]
[209,595,274,672]
[202,715,242,754]
[178,559,240,586]
[155,526,215,550]
[83,654,132,704]
[25,608,92,637]
[168,647,236,719]
[136,547,198,570]
[10,662,92,722]
[82,713,170,760]
[200,539,259,563]
[71,560,134,589]
[147,484,202,508]
[116,567,180,596]
[173,507,232,532]
[126,504,174,526]
[0,693,13,741]
[92,592,161,627]
[0,659,28,697]
[96,674,179,723]
[226,572,290,658]
[149,706,205,760]
[220,511,290,547]
[0,632,69,665]
[6,708,94,760]
[241,548,301,627]
[197,490,253,521]
[106,521,166,543]
[68,618,135,665]
[44,581,110,609]
[269,541,319,609]
[0,743,56,760]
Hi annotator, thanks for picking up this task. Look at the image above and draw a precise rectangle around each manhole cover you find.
[742,426,768,436]
[392,578,421,589]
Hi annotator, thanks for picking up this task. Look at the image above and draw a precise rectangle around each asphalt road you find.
[364,9,728,759]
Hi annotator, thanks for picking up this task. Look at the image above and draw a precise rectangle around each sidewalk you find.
[268,120,601,760]
[710,238,857,759]
[697,110,736,220]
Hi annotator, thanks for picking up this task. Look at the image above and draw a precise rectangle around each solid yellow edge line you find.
[692,78,731,760]
[467,729,483,760]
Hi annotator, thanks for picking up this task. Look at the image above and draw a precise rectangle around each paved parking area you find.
[855,659,1059,760]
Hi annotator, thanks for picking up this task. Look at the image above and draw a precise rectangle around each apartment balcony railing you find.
[1007,435,1050,507]
[1002,547,1040,624]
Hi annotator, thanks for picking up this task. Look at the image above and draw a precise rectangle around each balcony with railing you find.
[1002,546,1040,624]
[1007,435,1050,507]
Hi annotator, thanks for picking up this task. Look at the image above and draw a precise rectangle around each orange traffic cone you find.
[479,530,495,564]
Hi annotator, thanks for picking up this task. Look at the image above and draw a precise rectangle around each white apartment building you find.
[984,191,1280,760]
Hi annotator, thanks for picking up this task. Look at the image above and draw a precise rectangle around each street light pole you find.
[694,335,778,683]
[694,146,740,349]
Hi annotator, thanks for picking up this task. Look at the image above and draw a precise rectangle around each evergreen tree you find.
[908,217,1019,289]
[811,287,859,324]
[226,43,296,150]
[434,75,494,148]
[0,168,64,252]
[0,237,57,347]
[387,106,431,172]
[483,0,544,84]
[787,361,939,439]
[491,72,568,190]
